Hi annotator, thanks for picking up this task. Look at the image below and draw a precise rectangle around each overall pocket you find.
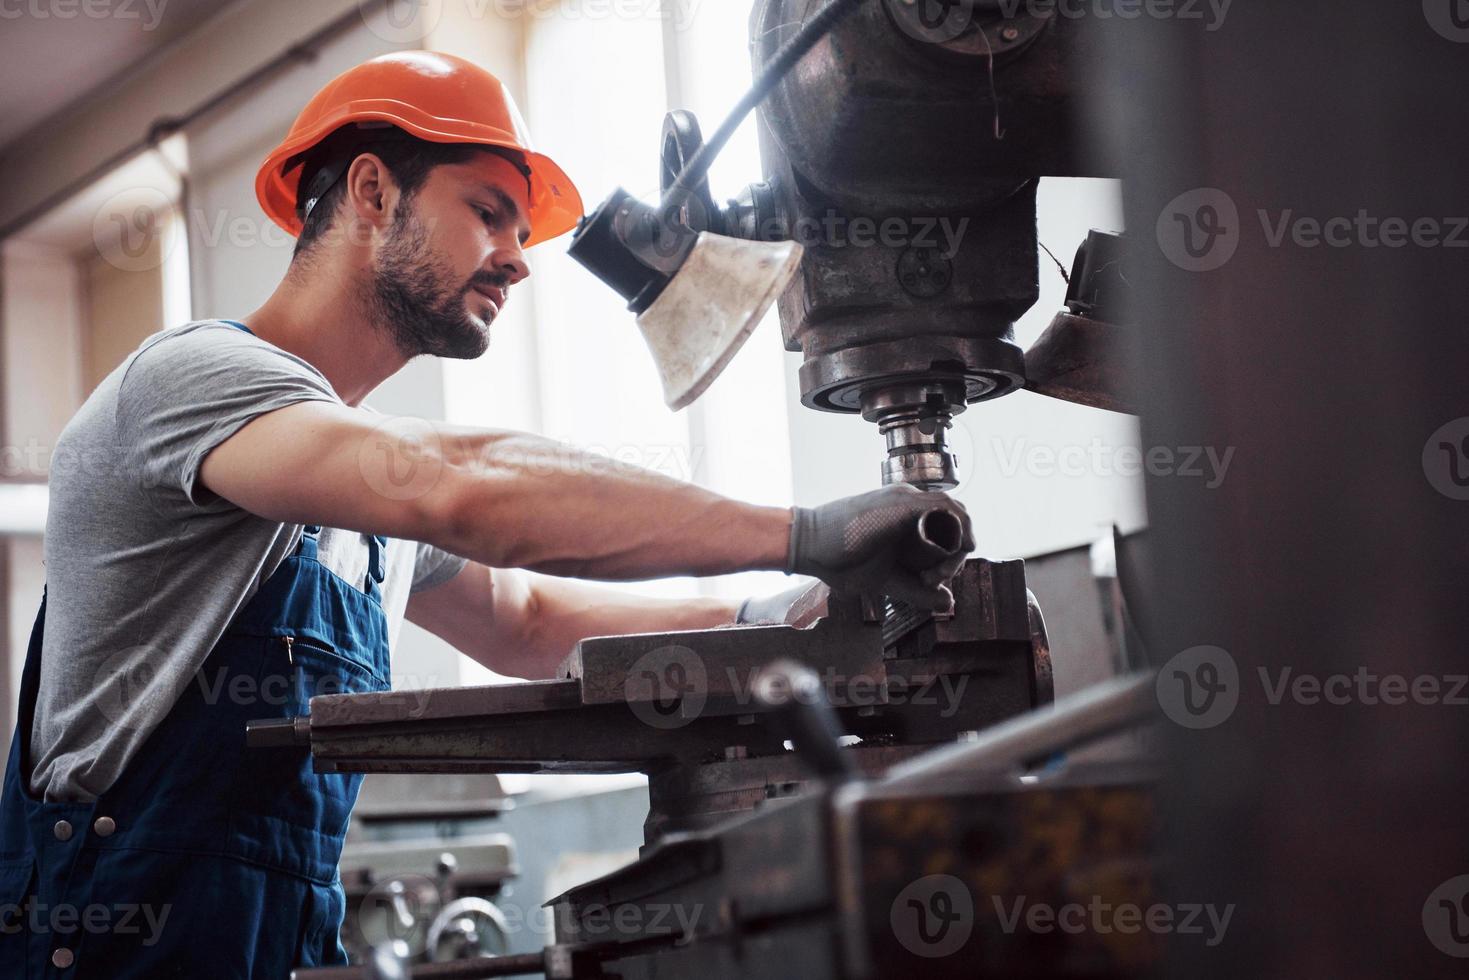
[230,634,389,849]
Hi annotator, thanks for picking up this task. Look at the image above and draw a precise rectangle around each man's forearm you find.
[425,428,792,580]
[492,575,740,680]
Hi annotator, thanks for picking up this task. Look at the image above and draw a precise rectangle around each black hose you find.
[664,0,867,207]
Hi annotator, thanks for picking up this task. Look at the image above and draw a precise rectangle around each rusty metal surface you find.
[841,775,1155,979]
[1094,3,1469,976]
[643,743,926,841]
[1024,312,1137,415]
[563,591,886,710]
[546,762,1154,980]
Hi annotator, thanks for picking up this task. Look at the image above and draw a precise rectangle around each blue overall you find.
[0,320,393,977]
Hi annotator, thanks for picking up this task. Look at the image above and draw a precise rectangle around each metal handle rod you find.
[245,715,312,748]
[753,659,860,781]
[879,672,1157,789]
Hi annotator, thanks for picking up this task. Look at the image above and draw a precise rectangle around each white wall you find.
[1,239,87,749]
[181,6,472,688]
[2,241,86,466]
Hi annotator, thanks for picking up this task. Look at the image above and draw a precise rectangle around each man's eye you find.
[474,206,499,225]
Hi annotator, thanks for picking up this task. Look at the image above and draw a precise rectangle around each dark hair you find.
[292,126,506,258]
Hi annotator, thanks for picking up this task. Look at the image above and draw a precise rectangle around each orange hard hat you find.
[256,50,582,248]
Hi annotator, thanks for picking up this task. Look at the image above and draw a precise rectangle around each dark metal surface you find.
[835,772,1155,979]
[546,679,1158,980]
[1025,230,1136,413]
[1025,312,1136,414]
[1094,3,1469,977]
[751,659,862,782]
[879,672,1153,789]
[561,590,884,710]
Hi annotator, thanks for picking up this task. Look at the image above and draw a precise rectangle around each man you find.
[0,51,972,976]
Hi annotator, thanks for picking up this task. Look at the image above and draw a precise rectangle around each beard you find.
[368,205,506,360]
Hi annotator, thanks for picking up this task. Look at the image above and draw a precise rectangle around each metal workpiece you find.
[862,378,970,490]
[561,590,885,712]
[899,505,967,575]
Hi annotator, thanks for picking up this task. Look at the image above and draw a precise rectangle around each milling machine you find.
[275,2,1154,977]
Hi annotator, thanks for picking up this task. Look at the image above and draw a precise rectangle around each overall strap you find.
[294,525,385,595]
[220,319,255,336]
[12,589,48,777]
[366,534,387,589]
[364,531,387,593]
[295,524,322,560]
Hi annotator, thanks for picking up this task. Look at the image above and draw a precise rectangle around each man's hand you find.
[736,580,828,627]
[786,484,975,611]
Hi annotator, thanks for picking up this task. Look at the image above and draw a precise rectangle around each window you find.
[445,0,794,607]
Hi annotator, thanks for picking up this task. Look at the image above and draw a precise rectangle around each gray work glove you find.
[737,580,826,627]
[785,484,975,611]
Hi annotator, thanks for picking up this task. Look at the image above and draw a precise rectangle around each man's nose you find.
[491,244,530,286]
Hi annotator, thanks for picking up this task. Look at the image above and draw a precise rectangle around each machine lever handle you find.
[753,659,860,782]
[245,715,311,748]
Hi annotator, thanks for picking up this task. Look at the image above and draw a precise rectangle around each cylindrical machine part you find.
[861,380,968,490]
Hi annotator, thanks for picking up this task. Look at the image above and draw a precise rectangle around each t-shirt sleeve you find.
[116,323,341,509]
[410,541,469,594]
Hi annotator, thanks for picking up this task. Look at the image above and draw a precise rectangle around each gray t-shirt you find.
[29,320,468,802]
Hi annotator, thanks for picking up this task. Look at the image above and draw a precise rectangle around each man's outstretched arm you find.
[405,563,740,680]
[200,403,792,580]
[201,403,971,608]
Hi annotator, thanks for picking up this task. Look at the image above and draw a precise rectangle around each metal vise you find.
[248,558,1052,846]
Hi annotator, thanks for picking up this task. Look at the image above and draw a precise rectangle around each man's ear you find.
[344,152,397,232]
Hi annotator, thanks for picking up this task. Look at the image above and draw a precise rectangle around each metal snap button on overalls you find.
[51,948,74,968]
[52,819,72,841]
[93,816,116,837]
